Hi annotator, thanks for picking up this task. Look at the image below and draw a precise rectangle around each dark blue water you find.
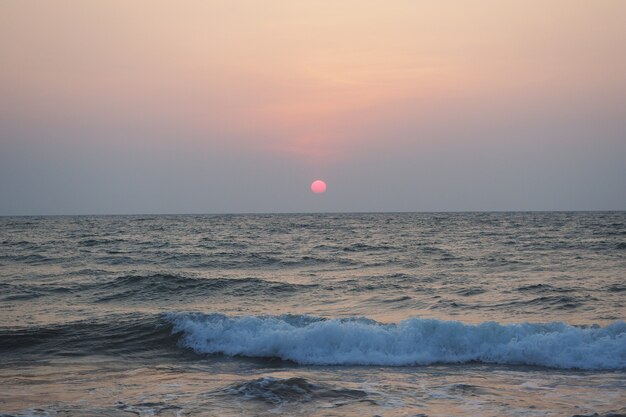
[1,212,625,416]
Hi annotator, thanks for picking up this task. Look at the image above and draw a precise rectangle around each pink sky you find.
[1,1,625,214]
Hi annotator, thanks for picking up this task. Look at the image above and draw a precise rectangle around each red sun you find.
[310,180,327,193]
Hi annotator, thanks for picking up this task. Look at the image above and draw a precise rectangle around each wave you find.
[79,237,127,247]
[0,314,179,357]
[0,283,72,301]
[491,294,597,311]
[167,313,626,370]
[1,274,316,303]
[516,283,575,293]
[224,377,369,405]
[93,274,315,302]
[456,287,487,296]
[0,253,56,265]
[606,283,626,292]
[3,312,624,370]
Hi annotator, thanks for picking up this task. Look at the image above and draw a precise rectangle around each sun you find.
[310,180,327,194]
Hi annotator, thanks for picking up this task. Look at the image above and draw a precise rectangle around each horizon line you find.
[1,209,625,218]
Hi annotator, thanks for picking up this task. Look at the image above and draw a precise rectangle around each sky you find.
[1,0,625,215]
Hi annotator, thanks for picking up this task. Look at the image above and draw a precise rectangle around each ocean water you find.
[0,212,625,417]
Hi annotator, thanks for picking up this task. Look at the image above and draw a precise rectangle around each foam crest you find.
[166,313,626,370]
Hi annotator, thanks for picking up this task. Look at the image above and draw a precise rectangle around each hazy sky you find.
[1,1,625,214]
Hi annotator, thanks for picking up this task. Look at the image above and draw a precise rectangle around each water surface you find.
[1,212,625,416]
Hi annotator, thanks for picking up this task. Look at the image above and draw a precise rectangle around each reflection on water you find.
[1,212,625,416]
[1,360,625,416]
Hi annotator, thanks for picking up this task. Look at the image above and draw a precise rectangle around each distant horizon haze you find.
[1,1,625,215]
[2,209,626,218]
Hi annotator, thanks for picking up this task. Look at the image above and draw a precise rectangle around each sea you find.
[0,212,625,417]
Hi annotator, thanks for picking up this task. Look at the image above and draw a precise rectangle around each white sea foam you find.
[166,313,626,370]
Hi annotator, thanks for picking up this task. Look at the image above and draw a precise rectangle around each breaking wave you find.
[167,313,626,370]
